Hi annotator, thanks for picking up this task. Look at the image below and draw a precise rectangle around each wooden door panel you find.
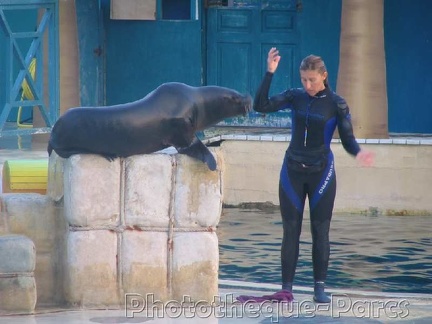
[207,3,299,126]
[215,42,252,94]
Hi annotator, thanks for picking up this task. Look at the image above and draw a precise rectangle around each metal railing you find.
[0,0,59,137]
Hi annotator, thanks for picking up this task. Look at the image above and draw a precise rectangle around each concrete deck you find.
[1,280,432,323]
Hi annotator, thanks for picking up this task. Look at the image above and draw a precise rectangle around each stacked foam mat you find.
[61,151,222,307]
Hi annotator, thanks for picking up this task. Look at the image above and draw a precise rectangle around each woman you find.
[254,48,374,303]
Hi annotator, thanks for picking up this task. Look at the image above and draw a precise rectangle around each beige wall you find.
[220,140,432,215]
[58,0,80,115]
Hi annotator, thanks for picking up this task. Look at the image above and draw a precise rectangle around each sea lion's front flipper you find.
[177,137,217,171]
[101,153,118,162]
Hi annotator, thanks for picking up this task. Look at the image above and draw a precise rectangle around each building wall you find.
[298,0,342,90]
[76,0,104,107]
[100,1,203,105]
[220,138,432,215]
[384,0,432,134]
[70,1,431,134]
[2,1,431,135]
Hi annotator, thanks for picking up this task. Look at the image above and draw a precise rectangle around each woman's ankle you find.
[282,282,293,292]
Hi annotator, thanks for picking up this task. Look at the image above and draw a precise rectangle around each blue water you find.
[218,208,432,294]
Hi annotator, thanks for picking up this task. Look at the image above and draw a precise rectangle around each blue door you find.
[101,0,203,105]
[206,0,301,127]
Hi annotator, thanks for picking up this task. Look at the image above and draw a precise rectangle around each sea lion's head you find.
[195,85,252,130]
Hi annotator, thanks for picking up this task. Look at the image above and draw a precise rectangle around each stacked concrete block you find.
[62,155,121,306]
[174,154,223,228]
[65,230,119,306]
[171,153,222,302]
[0,234,36,314]
[61,149,223,307]
[121,230,169,301]
[0,200,6,235]
[0,193,64,306]
[47,151,65,202]
[171,231,219,302]
[123,154,173,228]
[121,154,173,301]
[63,155,121,227]
[122,151,222,303]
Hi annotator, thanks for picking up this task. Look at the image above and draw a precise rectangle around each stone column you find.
[337,0,388,138]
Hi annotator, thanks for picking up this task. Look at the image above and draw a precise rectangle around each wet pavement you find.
[1,281,432,323]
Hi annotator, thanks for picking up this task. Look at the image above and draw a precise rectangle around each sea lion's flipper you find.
[177,138,217,171]
[101,153,118,162]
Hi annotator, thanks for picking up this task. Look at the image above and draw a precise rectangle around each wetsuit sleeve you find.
[336,99,361,156]
[253,72,294,113]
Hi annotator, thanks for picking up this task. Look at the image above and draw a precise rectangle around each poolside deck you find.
[1,280,432,323]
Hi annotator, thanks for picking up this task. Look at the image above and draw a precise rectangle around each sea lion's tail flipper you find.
[177,138,217,171]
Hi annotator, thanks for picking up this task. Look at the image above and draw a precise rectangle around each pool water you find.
[218,208,432,294]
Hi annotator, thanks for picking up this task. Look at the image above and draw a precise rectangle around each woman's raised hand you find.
[267,47,281,73]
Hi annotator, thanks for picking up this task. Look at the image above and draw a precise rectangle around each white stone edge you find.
[209,135,432,146]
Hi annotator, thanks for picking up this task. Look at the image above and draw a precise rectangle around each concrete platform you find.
[0,281,432,323]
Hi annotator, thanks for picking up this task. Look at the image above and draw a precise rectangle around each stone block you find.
[173,150,222,228]
[171,232,219,302]
[35,252,59,306]
[0,198,7,235]
[0,276,37,314]
[64,155,121,227]
[1,194,57,252]
[47,151,65,202]
[64,230,119,306]
[1,193,66,306]
[121,230,168,300]
[0,234,36,314]
[0,234,35,273]
[124,154,173,228]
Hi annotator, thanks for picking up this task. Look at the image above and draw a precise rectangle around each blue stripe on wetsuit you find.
[309,151,335,210]
[324,116,337,148]
[280,155,303,212]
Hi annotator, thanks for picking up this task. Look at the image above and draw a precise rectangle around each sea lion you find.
[47,82,252,170]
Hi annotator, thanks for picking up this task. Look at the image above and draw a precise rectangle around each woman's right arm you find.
[254,47,293,113]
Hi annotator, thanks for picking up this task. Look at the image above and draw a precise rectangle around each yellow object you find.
[17,58,37,128]
[2,159,48,194]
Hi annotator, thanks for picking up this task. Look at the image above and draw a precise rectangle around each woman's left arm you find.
[336,98,375,167]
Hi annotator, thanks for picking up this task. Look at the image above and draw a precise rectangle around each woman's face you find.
[300,69,327,96]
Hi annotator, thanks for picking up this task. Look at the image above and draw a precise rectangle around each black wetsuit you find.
[254,72,360,286]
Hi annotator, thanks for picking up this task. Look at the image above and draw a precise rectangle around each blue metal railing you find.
[0,0,59,137]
